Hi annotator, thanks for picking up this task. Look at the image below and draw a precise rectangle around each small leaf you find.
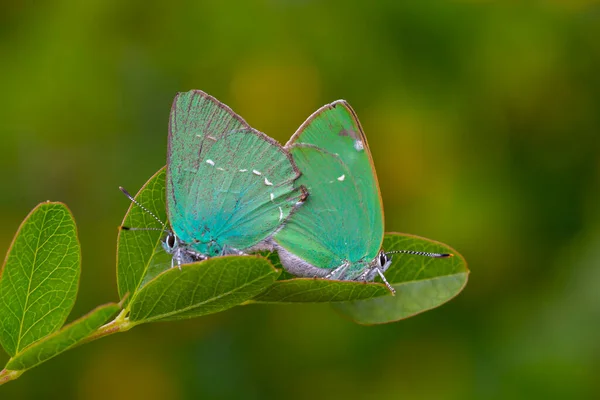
[128,255,280,323]
[332,233,469,325]
[0,202,80,356]
[117,168,171,306]
[5,303,120,371]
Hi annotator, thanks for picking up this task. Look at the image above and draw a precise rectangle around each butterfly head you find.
[377,251,393,272]
[359,251,395,295]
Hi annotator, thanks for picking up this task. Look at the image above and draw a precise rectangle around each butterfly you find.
[272,100,450,294]
[122,90,306,267]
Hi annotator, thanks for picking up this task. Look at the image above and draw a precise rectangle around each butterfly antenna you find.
[376,250,451,295]
[375,269,396,295]
[385,250,453,258]
[120,226,170,232]
[119,186,168,228]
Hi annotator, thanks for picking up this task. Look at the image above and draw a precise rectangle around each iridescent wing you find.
[274,100,384,270]
[167,90,303,256]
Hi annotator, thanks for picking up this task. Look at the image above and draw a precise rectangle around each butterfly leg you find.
[170,256,182,270]
[326,262,350,280]
[374,268,395,295]
[170,248,188,270]
[357,266,395,295]
[172,254,183,271]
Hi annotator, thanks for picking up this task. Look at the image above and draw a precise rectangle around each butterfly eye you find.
[379,253,388,267]
[167,234,176,249]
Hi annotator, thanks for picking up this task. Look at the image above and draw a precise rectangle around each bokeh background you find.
[1,1,599,399]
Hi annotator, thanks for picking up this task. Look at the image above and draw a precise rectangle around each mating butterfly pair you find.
[122,90,450,294]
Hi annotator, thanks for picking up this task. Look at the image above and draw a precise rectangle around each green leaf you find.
[117,167,171,307]
[0,202,81,356]
[252,278,389,303]
[5,303,120,371]
[250,251,390,303]
[128,255,280,323]
[332,233,469,325]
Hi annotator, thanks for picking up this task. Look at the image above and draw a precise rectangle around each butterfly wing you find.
[167,90,303,254]
[274,100,384,270]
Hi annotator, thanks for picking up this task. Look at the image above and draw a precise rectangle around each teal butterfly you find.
[122,90,306,267]
[273,100,450,293]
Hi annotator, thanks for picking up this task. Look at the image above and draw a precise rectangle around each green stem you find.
[78,309,135,346]
[0,369,23,385]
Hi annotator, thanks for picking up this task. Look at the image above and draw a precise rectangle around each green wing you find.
[167,90,303,254]
[274,100,384,269]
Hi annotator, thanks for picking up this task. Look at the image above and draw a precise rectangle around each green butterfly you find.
[121,90,306,267]
[273,100,450,293]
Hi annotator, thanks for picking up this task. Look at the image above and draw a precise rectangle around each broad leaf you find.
[251,252,390,302]
[5,303,120,371]
[117,168,171,306]
[252,278,389,303]
[333,233,468,325]
[0,202,80,356]
[128,256,280,323]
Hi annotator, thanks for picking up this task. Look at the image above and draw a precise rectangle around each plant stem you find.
[0,369,23,385]
[78,309,135,346]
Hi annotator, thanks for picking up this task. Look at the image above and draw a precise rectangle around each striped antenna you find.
[376,250,452,295]
[119,186,169,232]
[120,226,170,232]
[385,250,453,258]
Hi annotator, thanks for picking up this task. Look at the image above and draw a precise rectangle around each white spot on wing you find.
[216,167,225,171]
[278,206,283,221]
[264,178,273,186]
[270,193,275,201]
[354,140,364,151]
[239,169,247,172]
[252,170,262,176]
[337,174,345,181]
[206,159,215,166]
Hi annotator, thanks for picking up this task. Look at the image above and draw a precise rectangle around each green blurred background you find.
[1,1,599,399]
